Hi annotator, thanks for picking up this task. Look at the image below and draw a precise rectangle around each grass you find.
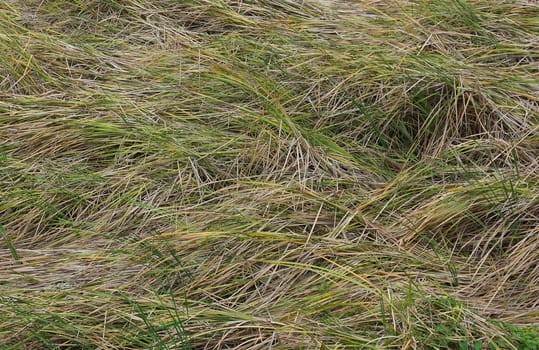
[0,0,537,348]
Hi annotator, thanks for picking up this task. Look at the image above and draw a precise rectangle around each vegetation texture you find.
[1,0,538,349]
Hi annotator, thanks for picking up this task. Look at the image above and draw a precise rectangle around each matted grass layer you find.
[1,0,538,349]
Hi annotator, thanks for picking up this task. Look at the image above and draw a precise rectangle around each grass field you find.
[1,0,538,348]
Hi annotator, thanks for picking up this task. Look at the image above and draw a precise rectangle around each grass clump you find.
[1,0,537,348]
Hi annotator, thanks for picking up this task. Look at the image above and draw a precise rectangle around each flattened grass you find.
[1,0,538,348]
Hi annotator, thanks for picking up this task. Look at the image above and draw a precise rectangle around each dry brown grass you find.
[1,0,538,349]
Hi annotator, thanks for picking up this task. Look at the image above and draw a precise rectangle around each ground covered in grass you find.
[1,0,538,349]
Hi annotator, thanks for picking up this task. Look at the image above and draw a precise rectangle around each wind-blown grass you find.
[1,0,538,349]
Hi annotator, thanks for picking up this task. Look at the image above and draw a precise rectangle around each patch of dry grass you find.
[1,0,538,348]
